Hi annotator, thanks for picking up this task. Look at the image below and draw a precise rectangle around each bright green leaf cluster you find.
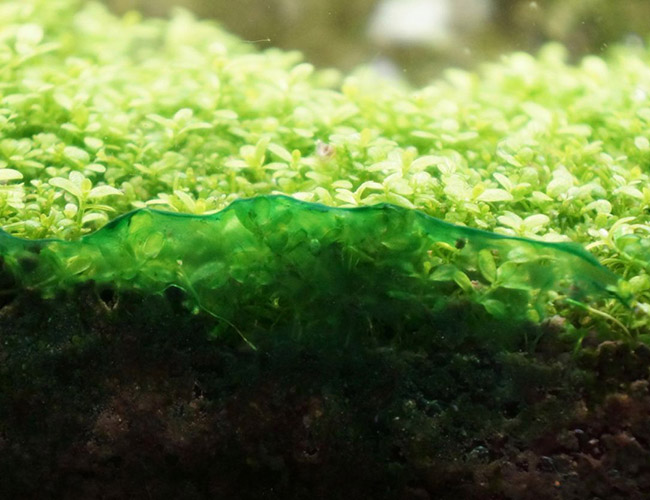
[1,0,650,334]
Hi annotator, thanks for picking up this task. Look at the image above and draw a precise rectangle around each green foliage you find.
[0,0,649,335]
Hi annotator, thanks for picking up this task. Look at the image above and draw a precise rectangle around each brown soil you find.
[0,286,648,499]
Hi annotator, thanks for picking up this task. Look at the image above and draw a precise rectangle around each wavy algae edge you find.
[0,195,631,344]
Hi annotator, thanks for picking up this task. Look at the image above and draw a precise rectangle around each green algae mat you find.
[0,195,630,348]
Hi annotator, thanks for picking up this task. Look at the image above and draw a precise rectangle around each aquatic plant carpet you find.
[0,195,628,348]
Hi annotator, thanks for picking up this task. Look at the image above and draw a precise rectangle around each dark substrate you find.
[0,284,649,500]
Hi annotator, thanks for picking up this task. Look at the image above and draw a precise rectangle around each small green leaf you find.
[86,203,115,212]
[546,174,574,197]
[531,191,553,202]
[410,155,438,171]
[385,192,415,208]
[267,143,293,163]
[628,274,650,293]
[496,261,533,291]
[87,185,122,199]
[173,108,193,122]
[141,231,165,258]
[63,146,90,166]
[583,199,612,214]
[65,256,91,275]
[83,137,104,150]
[481,299,506,317]
[0,169,23,181]
[189,261,228,287]
[81,212,108,224]
[522,214,549,231]
[615,185,643,199]
[85,163,106,173]
[49,177,82,199]
[253,136,271,165]
[147,113,173,128]
[429,264,459,281]
[453,270,474,293]
[477,249,497,283]
[497,212,522,230]
[476,188,513,202]
[174,190,197,212]
[334,189,358,205]
[357,181,384,193]
[493,173,512,191]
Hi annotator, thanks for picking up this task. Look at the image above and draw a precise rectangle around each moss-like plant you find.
[1,0,649,339]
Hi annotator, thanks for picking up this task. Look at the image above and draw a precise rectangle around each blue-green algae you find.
[0,195,628,340]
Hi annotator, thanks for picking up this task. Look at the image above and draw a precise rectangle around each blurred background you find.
[103,0,650,85]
